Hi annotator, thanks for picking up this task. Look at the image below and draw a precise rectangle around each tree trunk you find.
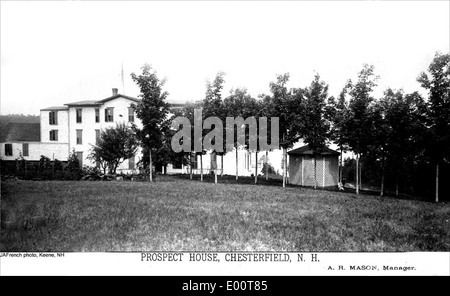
[339,148,343,185]
[282,148,286,188]
[200,153,203,181]
[149,149,153,182]
[189,153,193,179]
[355,154,359,195]
[221,154,224,176]
[359,157,362,190]
[435,162,439,203]
[213,151,217,184]
[380,156,385,197]
[235,147,239,181]
[113,162,119,175]
[395,168,399,197]
[314,156,317,189]
[285,149,288,185]
[255,151,258,184]
[265,150,269,180]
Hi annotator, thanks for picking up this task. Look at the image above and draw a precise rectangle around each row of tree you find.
[91,52,448,201]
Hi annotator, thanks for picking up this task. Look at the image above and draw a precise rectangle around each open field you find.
[1,175,449,251]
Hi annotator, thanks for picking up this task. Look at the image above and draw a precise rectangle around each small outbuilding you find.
[288,144,340,188]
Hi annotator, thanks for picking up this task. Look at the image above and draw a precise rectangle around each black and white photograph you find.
[0,0,449,278]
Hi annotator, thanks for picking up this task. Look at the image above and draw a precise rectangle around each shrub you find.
[64,150,82,180]
[39,155,52,172]
[54,159,64,172]
[261,163,277,175]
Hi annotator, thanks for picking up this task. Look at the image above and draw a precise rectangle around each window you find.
[245,152,251,170]
[22,143,29,156]
[95,108,100,123]
[210,153,217,170]
[129,156,135,170]
[128,107,135,122]
[76,108,82,123]
[49,111,58,125]
[5,144,12,156]
[105,107,114,122]
[76,129,83,145]
[50,130,58,141]
[191,154,198,169]
[95,129,100,145]
[76,152,83,167]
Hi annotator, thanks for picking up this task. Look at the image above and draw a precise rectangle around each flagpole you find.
[121,62,125,95]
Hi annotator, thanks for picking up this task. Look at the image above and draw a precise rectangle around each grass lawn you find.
[1,175,449,252]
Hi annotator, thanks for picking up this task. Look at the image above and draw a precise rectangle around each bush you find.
[64,150,82,180]
[81,166,104,181]
[54,159,64,172]
[261,163,277,176]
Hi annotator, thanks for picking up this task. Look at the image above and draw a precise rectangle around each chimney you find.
[112,88,118,96]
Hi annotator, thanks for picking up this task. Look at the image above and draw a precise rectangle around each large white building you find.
[1,88,144,173]
[1,88,305,178]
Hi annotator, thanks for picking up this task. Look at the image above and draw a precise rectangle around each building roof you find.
[288,144,340,156]
[40,106,69,111]
[64,100,103,107]
[63,94,140,107]
[97,94,140,104]
[42,91,185,110]
[0,123,41,142]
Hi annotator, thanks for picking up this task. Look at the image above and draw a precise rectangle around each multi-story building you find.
[1,88,143,173]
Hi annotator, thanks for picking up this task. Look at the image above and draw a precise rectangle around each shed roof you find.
[0,123,41,142]
[288,144,340,156]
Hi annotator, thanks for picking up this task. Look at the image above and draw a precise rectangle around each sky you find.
[1,0,449,115]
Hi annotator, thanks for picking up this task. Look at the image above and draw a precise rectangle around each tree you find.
[65,149,83,179]
[417,52,450,202]
[258,94,272,180]
[131,64,171,182]
[175,101,204,180]
[252,99,266,184]
[203,71,226,183]
[373,89,428,197]
[370,96,389,196]
[342,64,379,194]
[155,126,190,174]
[89,122,138,174]
[87,146,108,174]
[267,73,303,187]
[326,82,351,187]
[301,74,331,188]
[223,88,258,181]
